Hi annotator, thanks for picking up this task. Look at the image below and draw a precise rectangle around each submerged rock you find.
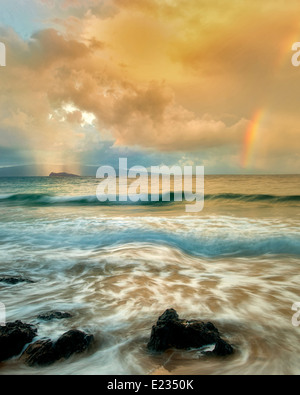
[0,277,34,285]
[0,321,37,362]
[37,311,72,321]
[22,339,57,367]
[209,338,234,356]
[147,309,234,356]
[23,330,94,367]
[54,330,94,359]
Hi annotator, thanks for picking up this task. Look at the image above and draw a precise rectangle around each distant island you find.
[49,172,80,177]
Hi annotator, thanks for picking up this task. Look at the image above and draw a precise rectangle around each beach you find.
[0,175,299,375]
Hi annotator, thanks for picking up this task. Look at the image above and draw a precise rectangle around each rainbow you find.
[240,30,300,170]
[241,108,265,169]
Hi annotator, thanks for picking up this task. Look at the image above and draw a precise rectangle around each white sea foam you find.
[0,176,299,375]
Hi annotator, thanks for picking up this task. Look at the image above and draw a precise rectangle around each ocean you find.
[0,175,300,375]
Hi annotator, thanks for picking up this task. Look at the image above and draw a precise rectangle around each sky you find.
[0,0,300,175]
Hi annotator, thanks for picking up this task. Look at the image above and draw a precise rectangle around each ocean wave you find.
[0,192,299,206]
[0,193,180,206]
[91,234,300,258]
[0,219,299,257]
[205,193,300,203]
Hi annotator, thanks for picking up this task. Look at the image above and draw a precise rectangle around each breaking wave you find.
[0,192,299,206]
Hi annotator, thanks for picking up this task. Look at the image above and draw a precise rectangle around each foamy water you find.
[0,175,299,375]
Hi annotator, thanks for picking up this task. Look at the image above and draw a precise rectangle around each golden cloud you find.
[1,0,300,171]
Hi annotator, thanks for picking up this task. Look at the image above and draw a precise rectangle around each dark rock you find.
[147,309,233,356]
[23,330,94,367]
[211,338,234,356]
[22,339,57,367]
[0,277,34,285]
[156,308,180,323]
[54,330,94,360]
[0,321,37,362]
[37,311,72,321]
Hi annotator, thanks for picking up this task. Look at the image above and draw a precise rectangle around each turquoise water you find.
[0,175,300,375]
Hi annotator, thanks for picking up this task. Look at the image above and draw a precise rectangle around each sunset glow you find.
[0,0,300,174]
